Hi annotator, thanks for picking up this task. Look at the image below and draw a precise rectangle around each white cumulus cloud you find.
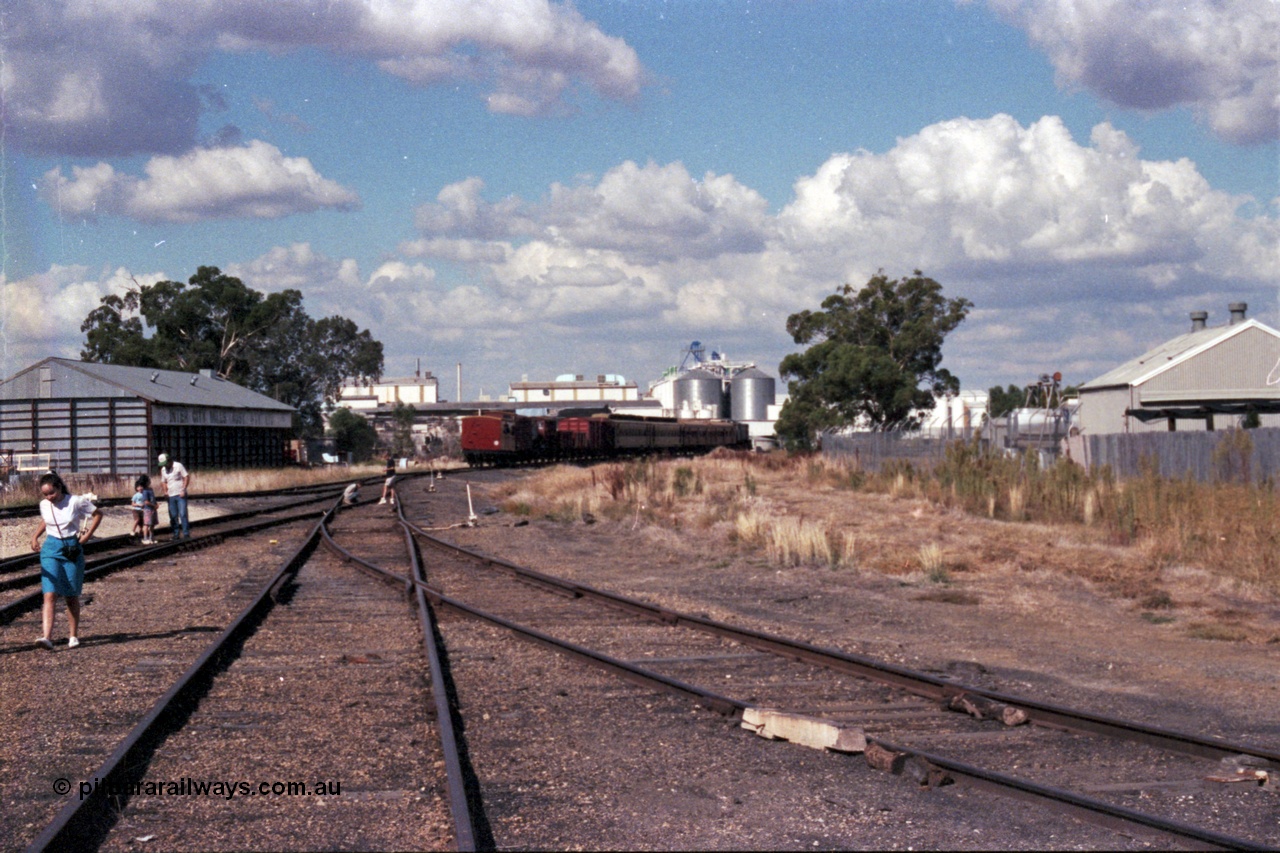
[0,266,165,377]
[38,141,360,223]
[391,114,1279,390]
[976,0,1280,143]
[414,161,771,265]
[777,115,1278,291]
[15,113,1276,397]
[4,0,646,157]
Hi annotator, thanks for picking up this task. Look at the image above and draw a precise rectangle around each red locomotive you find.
[460,411,748,466]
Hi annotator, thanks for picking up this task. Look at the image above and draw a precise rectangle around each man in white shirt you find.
[158,453,191,539]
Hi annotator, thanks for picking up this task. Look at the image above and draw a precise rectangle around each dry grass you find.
[498,447,1280,604]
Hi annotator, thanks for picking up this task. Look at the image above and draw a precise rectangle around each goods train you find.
[461,410,749,467]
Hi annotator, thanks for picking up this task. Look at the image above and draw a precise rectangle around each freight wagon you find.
[460,411,748,467]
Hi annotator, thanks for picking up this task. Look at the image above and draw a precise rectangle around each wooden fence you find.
[822,428,1280,484]
[820,433,961,473]
[1075,428,1280,484]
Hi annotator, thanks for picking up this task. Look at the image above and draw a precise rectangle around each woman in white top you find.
[29,472,102,650]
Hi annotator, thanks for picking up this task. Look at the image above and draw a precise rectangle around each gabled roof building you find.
[1077,303,1280,434]
[0,358,294,473]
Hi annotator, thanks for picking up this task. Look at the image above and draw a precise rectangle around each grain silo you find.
[729,367,775,422]
[673,368,725,418]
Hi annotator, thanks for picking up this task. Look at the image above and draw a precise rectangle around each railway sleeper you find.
[944,691,1030,727]
[863,742,955,790]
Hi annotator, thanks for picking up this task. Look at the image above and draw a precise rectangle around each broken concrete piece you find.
[740,707,867,753]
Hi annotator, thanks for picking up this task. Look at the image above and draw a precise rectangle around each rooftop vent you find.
[189,376,198,386]
[1229,302,1248,325]
[149,372,159,383]
[1190,311,1208,331]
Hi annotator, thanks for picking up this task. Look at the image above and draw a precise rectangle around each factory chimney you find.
[1190,311,1208,332]
[1228,302,1248,325]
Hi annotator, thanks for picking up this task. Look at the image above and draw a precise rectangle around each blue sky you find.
[3,0,1277,402]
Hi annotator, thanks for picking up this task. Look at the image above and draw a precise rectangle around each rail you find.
[24,502,334,852]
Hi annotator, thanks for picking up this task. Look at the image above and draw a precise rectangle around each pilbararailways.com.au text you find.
[58,777,341,801]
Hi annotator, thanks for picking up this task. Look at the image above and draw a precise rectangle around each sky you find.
[2,0,1277,402]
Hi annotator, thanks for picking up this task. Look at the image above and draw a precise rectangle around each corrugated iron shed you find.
[0,358,294,474]
[1078,315,1280,433]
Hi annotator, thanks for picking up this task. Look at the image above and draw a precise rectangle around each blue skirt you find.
[40,536,85,597]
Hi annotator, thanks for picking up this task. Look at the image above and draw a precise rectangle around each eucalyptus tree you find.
[776,271,971,449]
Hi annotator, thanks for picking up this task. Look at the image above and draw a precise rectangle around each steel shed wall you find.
[0,398,151,474]
[1,359,295,473]
[1142,326,1280,396]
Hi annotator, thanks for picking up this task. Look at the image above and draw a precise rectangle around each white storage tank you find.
[674,368,725,418]
[729,367,775,422]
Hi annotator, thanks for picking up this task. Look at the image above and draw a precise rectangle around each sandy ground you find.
[0,502,229,557]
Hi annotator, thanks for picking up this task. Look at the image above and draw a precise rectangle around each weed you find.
[1185,622,1248,642]
[919,543,948,582]
[672,466,698,498]
[836,531,858,569]
[499,447,1280,596]
[1007,484,1026,521]
[914,589,979,605]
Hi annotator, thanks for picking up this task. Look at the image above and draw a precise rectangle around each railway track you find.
[403,474,1276,850]
[3,477,467,852]
[6,470,1276,850]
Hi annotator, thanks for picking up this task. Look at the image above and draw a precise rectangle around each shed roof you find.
[1080,319,1280,390]
[0,358,294,412]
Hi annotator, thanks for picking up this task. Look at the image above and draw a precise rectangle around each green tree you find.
[987,380,1079,418]
[389,402,417,458]
[244,308,383,436]
[776,271,972,449]
[80,267,383,437]
[327,407,379,462]
[987,384,1025,418]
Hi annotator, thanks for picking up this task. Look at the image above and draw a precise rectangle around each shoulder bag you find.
[48,501,83,561]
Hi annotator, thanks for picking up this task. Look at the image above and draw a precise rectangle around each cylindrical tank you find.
[674,368,725,418]
[1008,408,1070,437]
[730,367,775,422]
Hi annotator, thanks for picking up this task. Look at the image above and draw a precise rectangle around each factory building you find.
[338,370,439,411]
[916,390,989,440]
[508,374,640,404]
[0,358,294,474]
[1077,304,1280,433]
